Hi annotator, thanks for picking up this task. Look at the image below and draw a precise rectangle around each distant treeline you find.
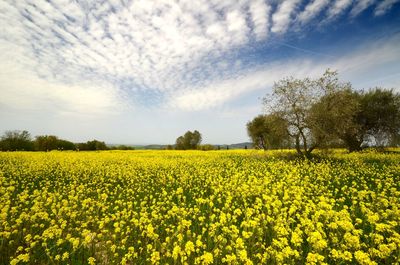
[0,129,250,152]
[0,131,135,151]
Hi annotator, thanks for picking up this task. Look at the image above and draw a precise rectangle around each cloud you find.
[374,0,400,16]
[168,60,320,111]
[249,0,271,40]
[326,0,353,20]
[350,0,377,17]
[0,0,398,117]
[297,0,331,24]
[271,0,302,34]
[169,34,400,111]
[0,40,123,116]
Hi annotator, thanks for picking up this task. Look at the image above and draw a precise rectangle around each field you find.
[0,150,399,265]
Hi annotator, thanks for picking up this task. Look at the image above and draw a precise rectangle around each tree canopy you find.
[247,114,289,150]
[35,135,76,151]
[175,130,202,150]
[0,130,34,151]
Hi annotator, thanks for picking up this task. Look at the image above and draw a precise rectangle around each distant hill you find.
[218,142,253,149]
[127,142,253,150]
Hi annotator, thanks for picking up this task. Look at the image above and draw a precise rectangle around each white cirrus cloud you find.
[326,0,353,20]
[297,0,331,24]
[374,0,400,16]
[0,0,398,116]
[271,0,302,34]
[249,0,271,40]
[350,0,377,17]
[168,34,400,111]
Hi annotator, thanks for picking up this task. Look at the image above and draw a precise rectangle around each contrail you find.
[276,41,336,59]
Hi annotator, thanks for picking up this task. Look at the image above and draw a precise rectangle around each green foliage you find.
[0,131,111,152]
[109,145,135,150]
[0,130,34,151]
[34,135,76,151]
[358,88,400,146]
[310,87,400,151]
[175,130,202,150]
[263,70,341,156]
[247,114,290,150]
[77,140,108,151]
[198,144,215,151]
[57,139,76,150]
[309,88,360,150]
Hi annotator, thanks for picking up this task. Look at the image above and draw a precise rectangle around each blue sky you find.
[1,0,400,145]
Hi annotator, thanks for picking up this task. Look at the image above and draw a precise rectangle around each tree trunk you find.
[306,145,316,158]
[294,134,302,155]
[343,134,363,152]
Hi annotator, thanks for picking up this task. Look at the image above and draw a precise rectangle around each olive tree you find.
[263,70,336,156]
[247,114,290,150]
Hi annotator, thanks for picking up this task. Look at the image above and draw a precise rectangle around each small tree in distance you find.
[175,130,202,150]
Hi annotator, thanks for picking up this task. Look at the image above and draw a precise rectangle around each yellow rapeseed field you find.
[0,150,399,264]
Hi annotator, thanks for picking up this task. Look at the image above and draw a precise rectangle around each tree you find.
[35,135,76,151]
[247,114,289,150]
[86,140,108,150]
[57,139,76,150]
[175,130,202,150]
[0,130,34,151]
[310,87,400,151]
[77,140,107,151]
[264,70,342,156]
[309,88,361,150]
[190,130,202,149]
[175,136,185,150]
[35,135,60,151]
[358,88,400,147]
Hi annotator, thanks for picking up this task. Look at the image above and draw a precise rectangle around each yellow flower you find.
[201,252,213,265]
[343,232,360,249]
[223,254,237,263]
[185,241,195,255]
[62,252,69,261]
[238,249,248,261]
[308,231,327,251]
[354,251,377,265]
[172,246,181,260]
[306,253,325,265]
[88,257,96,265]
[150,251,160,264]
[291,231,303,246]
